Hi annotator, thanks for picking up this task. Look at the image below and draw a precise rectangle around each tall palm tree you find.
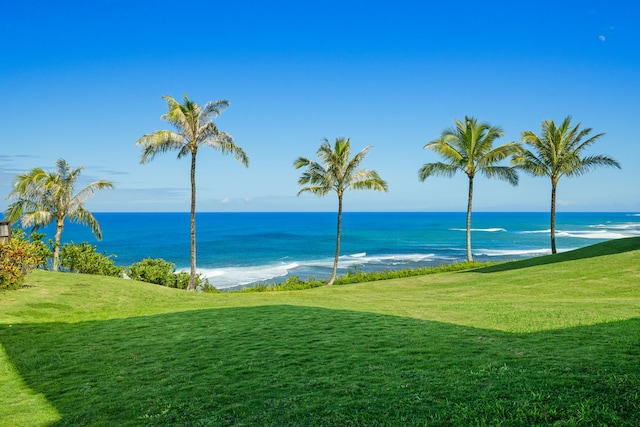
[4,159,114,271]
[294,137,388,286]
[419,116,520,262]
[514,116,621,254]
[136,94,248,291]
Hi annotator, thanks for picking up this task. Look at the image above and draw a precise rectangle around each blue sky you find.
[1,0,638,213]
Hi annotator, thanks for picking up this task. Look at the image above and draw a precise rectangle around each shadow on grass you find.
[1,306,639,426]
[474,236,640,273]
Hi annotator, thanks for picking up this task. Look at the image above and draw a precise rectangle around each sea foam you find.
[450,228,507,232]
[555,230,635,239]
[194,262,300,289]
[474,248,551,257]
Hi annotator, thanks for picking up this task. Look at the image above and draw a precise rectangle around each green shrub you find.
[60,242,124,277]
[127,258,177,286]
[333,261,496,285]
[0,229,47,289]
[236,261,498,292]
[237,275,324,292]
[127,258,214,291]
[199,280,220,293]
[25,232,52,270]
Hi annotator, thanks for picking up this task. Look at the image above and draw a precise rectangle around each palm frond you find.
[564,154,621,178]
[295,159,329,187]
[481,165,519,186]
[478,141,520,166]
[161,95,189,131]
[136,130,186,163]
[293,156,312,170]
[343,145,372,182]
[423,116,507,180]
[572,131,605,154]
[71,180,115,208]
[295,137,386,197]
[418,162,459,181]
[296,185,332,197]
[139,94,245,174]
[68,208,103,240]
[519,116,619,181]
[349,170,388,192]
[512,149,550,177]
[20,210,54,230]
[201,99,230,119]
[424,139,464,164]
[201,130,249,167]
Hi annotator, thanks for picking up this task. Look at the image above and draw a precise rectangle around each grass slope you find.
[1,237,639,426]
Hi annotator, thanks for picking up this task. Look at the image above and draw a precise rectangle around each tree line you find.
[3,94,621,289]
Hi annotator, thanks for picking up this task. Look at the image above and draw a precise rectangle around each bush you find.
[237,275,324,292]
[333,261,492,285]
[60,242,124,277]
[127,258,213,291]
[127,258,179,287]
[25,232,52,270]
[236,261,499,292]
[0,229,47,289]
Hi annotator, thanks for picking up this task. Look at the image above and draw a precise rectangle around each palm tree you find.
[513,116,621,254]
[419,116,520,262]
[4,159,114,271]
[136,94,248,291]
[294,137,388,286]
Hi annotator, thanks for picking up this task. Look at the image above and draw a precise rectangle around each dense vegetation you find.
[0,229,47,289]
[4,159,114,271]
[1,237,639,426]
[242,261,493,292]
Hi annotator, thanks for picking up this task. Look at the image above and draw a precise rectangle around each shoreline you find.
[24,212,640,289]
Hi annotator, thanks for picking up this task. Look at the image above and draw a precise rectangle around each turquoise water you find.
[36,212,640,289]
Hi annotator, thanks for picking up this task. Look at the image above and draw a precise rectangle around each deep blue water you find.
[34,212,640,289]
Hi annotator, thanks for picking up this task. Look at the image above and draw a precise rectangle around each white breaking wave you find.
[519,225,640,239]
[343,253,437,265]
[348,252,367,258]
[555,230,637,239]
[193,252,443,289]
[590,222,640,231]
[474,248,551,257]
[518,229,551,234]
[450,228,507,232]
[193,262,300,289]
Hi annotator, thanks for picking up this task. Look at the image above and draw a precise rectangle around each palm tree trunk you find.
[187,152,197,291]
[52,218,64,272]
[326,194,343,286]
[466,176,474,262]
[550,180,557,255]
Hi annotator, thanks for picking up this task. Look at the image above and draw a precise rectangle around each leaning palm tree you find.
[4,159,114,271]
[419,116,520,262]
[136,94,248,291]
[513,116,620,254]
[294,137,388,286]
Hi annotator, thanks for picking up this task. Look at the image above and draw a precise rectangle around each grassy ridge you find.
[1,237,639,426]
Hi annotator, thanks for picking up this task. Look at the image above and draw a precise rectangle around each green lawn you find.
[1,238,639,426]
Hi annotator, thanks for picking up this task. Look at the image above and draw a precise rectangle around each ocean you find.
[35,212,640,290]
